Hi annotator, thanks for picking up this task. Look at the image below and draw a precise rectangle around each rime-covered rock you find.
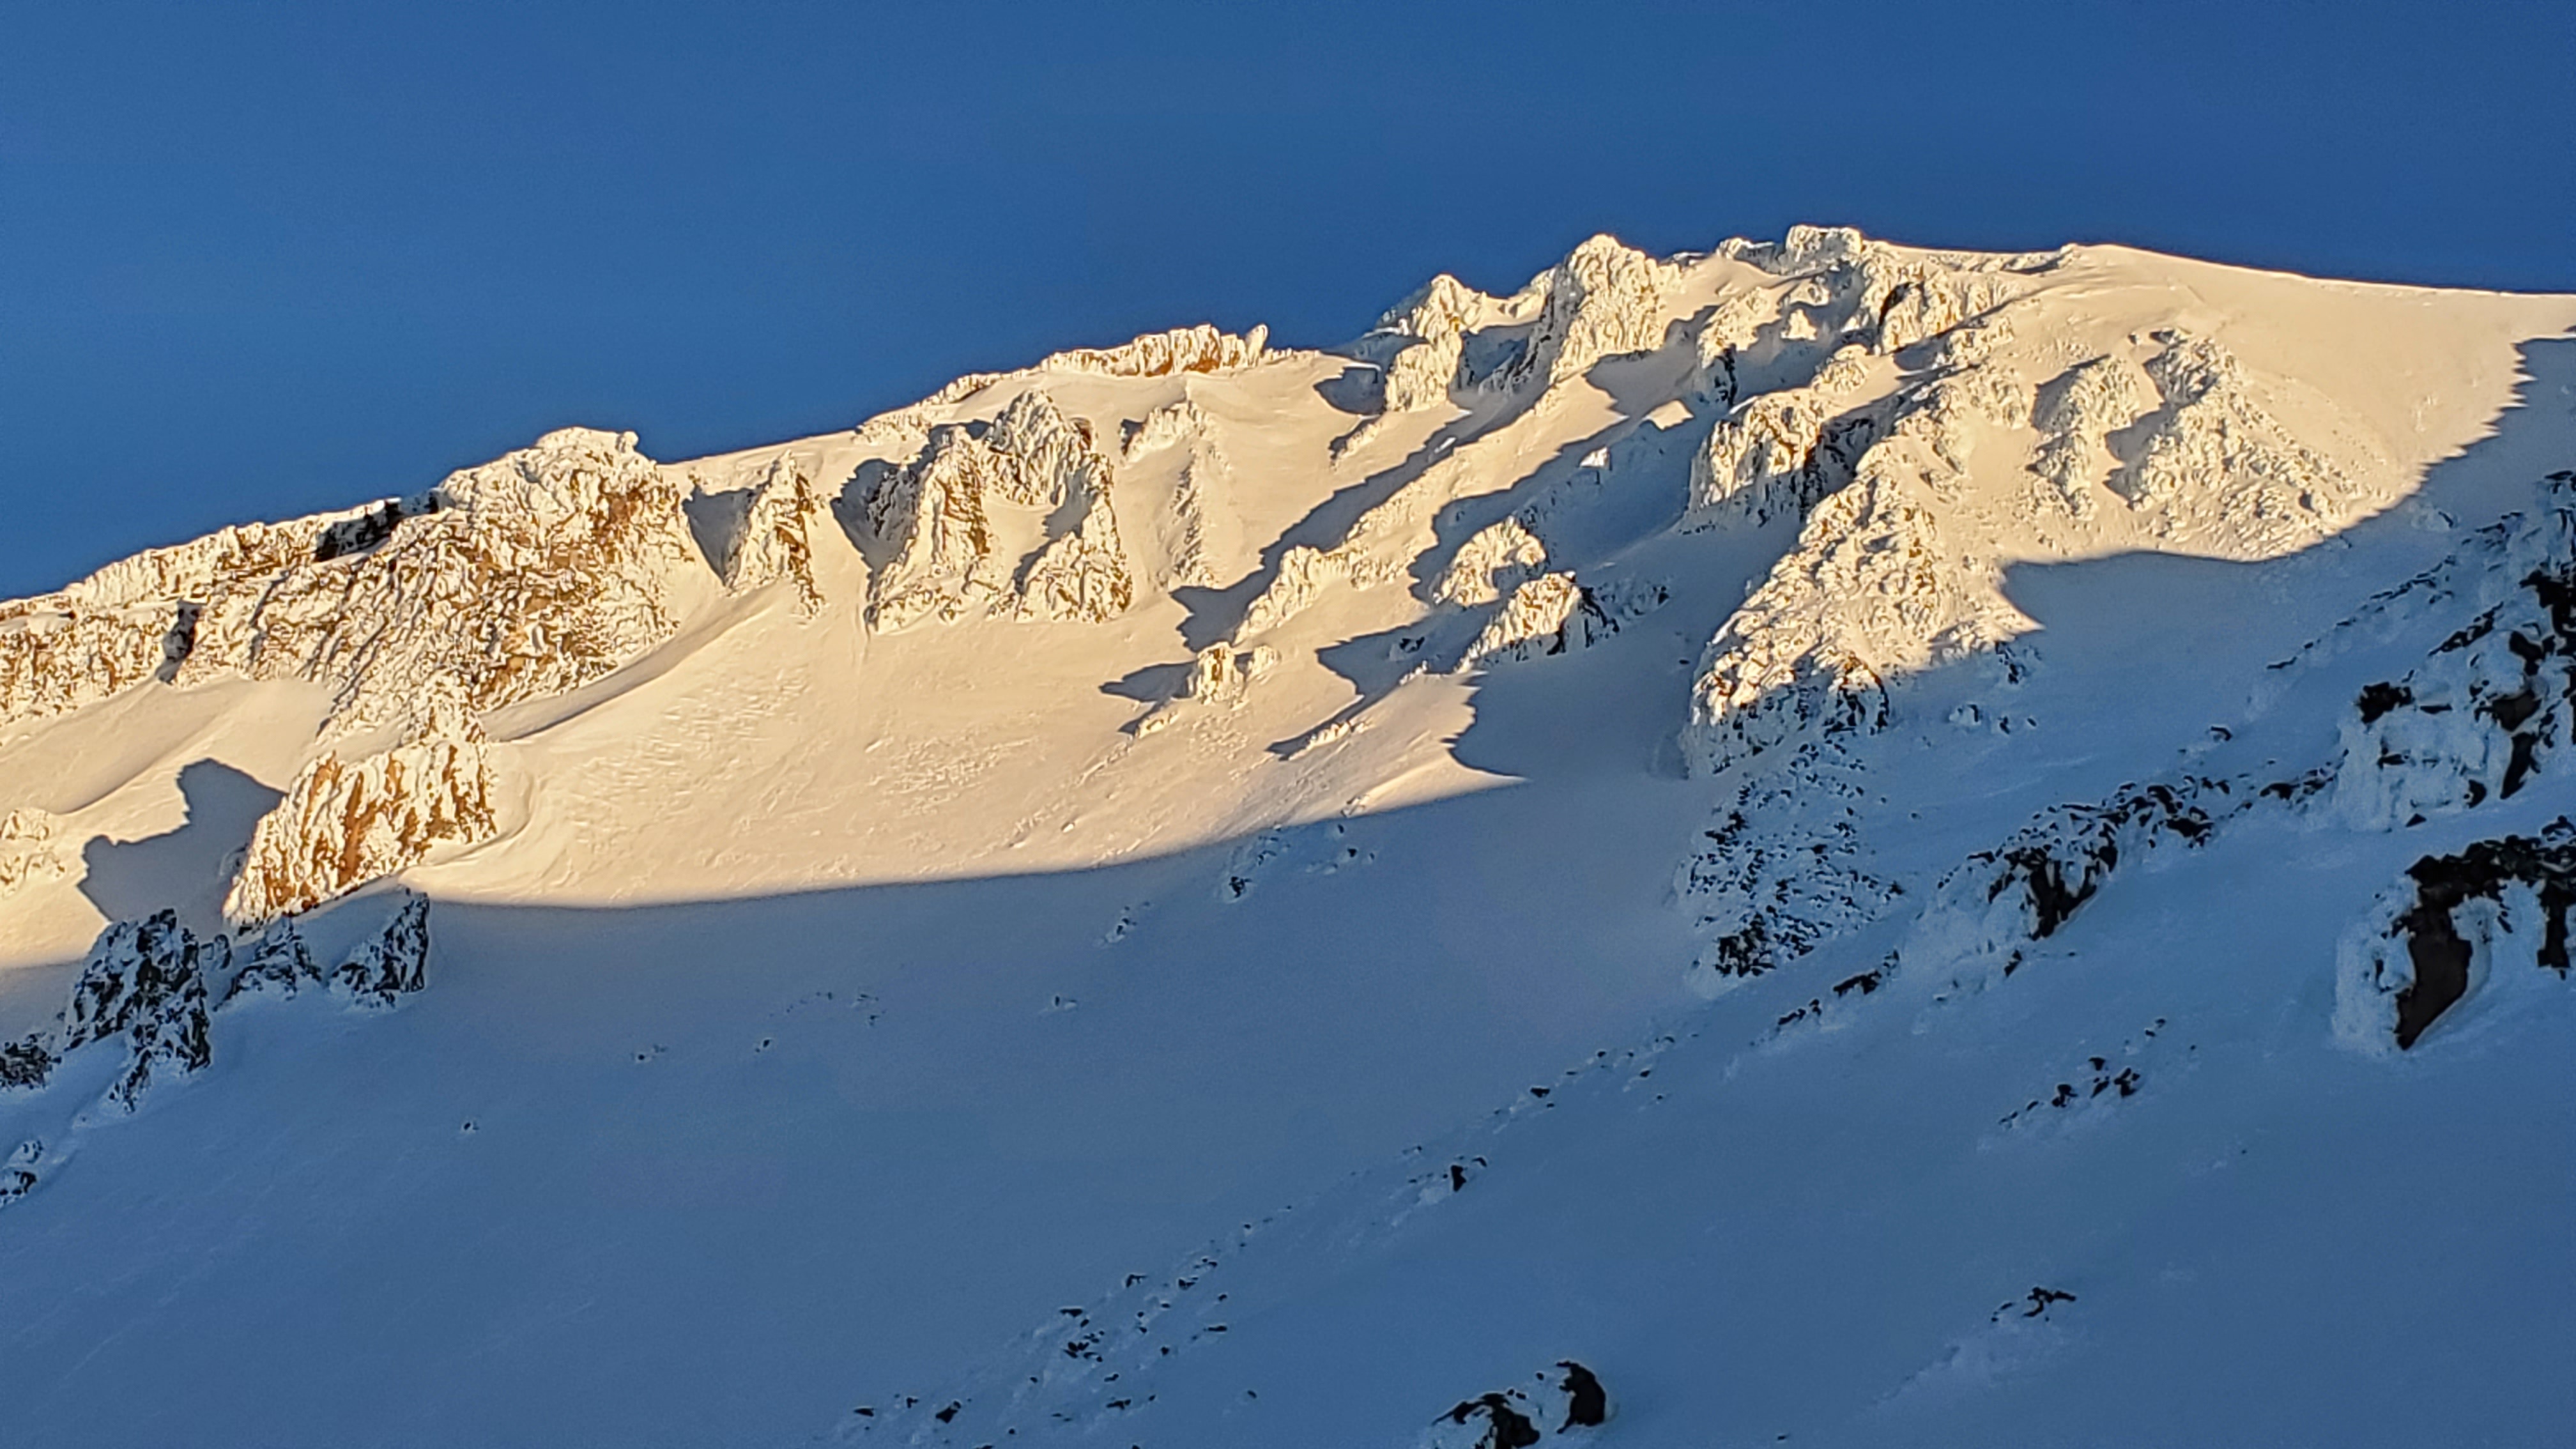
[1683,348,1876,530]
[1908,778,2242,992]
[1366,275,1512,413]
[1184,643,1276,706]
[227,687,496,924]
[866,390,1133,629]
[221,917,323,1004]
[2030,355,2153,517]
[1435,518,1549,608]
[721,456,829,615]
[1495,234,1685,394]
[1031,323,1269,380]
[59,909,222,1112]
[2335,827,2576,1054]
[1013,480,1135,624]
[2117,332,2360,541]
[332,892,432,1009]
[0,502,406,728]
[1240,545,1383,638]
[213,427,698,739]
[2332,482,2576,830]
[1464,574,1609,668]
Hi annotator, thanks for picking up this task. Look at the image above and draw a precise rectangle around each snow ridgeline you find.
[1,893,431,1208]
[0,319,1278,919]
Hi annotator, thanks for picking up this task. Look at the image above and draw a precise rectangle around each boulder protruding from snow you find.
[2335,826,2576,1054]
[1422,1362,1611,1448]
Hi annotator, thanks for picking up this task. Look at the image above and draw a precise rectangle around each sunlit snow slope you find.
[1,227,2572,1447]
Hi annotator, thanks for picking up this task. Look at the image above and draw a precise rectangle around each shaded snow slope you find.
[0,227,2572,1446]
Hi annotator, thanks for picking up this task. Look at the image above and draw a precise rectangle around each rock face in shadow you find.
[1422,1362,1612,1448]
[2338,825,2576,1052]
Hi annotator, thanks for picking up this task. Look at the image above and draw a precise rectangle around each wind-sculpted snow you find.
[0,809,69,900]
[2336,825,2576,1054]
[227,687,496,923]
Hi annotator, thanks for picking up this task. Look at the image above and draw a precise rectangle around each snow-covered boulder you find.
[2335,827,2576,1054]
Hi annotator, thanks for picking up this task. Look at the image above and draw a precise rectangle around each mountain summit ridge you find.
[1,226,2573,1447]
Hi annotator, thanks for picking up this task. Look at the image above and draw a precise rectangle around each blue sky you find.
[5,0,2572,595]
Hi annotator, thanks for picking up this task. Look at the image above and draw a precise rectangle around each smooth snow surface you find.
[1,227,2573,1446]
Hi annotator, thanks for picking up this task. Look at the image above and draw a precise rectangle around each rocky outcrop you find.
[1463,574,1609,668]
[59,910,221,1113]
[332,892,433,1008]
[226,687,495,923]
[1014,479,1135,623]
[1495,234,1684,394]
[1435,518,1549,608]
[1909,777,2242,993]
[2031,355,2153,518]
[864,390,1135,630]
[721,456,829,616]
[2336,826,2576,1053]
[2332,479,2576,831]
[209,427,700,740]
[1683,345,1876,530]
[1031,323,1269,380]
[222,916,321,1002]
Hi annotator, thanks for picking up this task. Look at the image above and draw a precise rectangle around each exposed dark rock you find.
[2387,824,2576,1048]
[333,893,432,1008]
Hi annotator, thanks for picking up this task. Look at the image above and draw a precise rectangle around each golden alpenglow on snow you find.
[5,220,2576,1449]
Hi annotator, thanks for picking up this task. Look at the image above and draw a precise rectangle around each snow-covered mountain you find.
[1,226,2572,1446]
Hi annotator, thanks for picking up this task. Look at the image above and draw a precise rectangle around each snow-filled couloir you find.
[1,227,2574,1448]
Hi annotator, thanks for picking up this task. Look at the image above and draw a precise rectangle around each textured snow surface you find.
[1,227,2574,1447]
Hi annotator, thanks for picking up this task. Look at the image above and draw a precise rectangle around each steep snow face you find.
[2,226,2575,1449]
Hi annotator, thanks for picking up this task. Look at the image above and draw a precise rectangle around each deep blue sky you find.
[6,0,2572,595]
